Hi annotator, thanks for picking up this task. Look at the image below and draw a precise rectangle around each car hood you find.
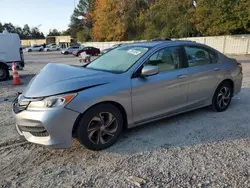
[23,63,114,98]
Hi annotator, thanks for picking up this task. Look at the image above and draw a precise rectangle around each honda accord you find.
[13,41,243,150]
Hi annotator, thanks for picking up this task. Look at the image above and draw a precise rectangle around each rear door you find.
[183,45,221,106]
[131,46,189,123]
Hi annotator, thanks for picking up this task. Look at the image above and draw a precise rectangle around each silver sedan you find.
[13,41,243,150]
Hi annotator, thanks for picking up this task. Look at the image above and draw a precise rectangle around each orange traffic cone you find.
[12,62,21,85]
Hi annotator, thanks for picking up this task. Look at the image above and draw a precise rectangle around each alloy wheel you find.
[87,112,118,145]
[217,86,231,109]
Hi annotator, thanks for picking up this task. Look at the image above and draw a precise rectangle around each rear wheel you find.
[76,104,123,150]
[211,82,232,112]
[28,49,32,52]
[39,48,43,52]
[47,49,50,52]
[0,64,9,81]
[64,51,69,55]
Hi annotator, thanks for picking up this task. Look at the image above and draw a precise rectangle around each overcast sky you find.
[0,0,80,35]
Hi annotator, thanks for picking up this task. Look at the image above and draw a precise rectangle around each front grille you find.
[20,126,46,132]
[30,131,49,137]
[18,125,49,137]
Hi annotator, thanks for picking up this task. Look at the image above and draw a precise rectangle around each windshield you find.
[86,46,149,73]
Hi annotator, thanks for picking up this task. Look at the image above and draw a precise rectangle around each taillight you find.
[237,62,242,72]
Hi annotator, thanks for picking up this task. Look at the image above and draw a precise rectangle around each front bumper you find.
[12,101,80,148]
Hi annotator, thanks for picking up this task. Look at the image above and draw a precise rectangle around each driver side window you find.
[144,47,183,72]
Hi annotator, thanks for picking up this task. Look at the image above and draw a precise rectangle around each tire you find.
[28,49,32,52]
[47,49,50,52]
[0,64,9,81]
[76,104,124,150]
[211,82,233,112]
[39,49,43,52]
[64,51,69,55]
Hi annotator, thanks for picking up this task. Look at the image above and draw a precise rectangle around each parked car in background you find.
[0,32,24,81]
[72,46,100,56]
[44,45,60,52]
[13,41,242,150]
[61,46,80,55]
[25,45,44,52]
[101,43,123,54]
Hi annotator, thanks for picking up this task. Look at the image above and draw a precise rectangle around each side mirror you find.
[141,65,159,76]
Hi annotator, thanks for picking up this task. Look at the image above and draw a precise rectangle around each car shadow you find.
[105,88,250,155]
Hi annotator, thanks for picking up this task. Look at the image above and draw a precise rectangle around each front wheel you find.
[211,82,232,112]
[76,104,123,150]
[0,65,9,81]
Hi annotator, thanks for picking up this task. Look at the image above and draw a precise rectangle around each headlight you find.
[27,93,77,110]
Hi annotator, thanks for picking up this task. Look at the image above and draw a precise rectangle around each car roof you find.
[125,40,197,48]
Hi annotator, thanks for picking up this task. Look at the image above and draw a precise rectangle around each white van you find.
[0,33,24,81]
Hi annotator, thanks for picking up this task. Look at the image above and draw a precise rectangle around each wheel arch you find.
[218,79,234,96]
[0,62,9,70]
[0,62,10,81]
[72,101,128,137]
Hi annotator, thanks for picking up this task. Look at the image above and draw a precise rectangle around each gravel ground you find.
[1,52,250,188]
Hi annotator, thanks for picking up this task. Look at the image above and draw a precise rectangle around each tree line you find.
[0,22,45,39]
[0,23,70,39]
[68,0,250,42]
[1,0,249,42]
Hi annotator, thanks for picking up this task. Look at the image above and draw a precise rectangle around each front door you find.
[131,46,189,124]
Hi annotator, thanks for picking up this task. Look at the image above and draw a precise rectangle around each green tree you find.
[48,29,61,36]
[68,0,94,39]
[77,29,92,42]
[190,0,250,36]
[60,29,71,36]
[136,0,197,39]
[3,23,16,33]
[22,24,31,39]
[0,22,3,33]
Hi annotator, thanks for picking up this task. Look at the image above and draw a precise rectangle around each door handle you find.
[178,75,187,79]
[214,68,220,71]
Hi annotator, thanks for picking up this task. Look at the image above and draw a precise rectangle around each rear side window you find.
[184,46,218,67]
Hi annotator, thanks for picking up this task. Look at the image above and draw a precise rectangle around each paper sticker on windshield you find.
[127,49,142,56]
